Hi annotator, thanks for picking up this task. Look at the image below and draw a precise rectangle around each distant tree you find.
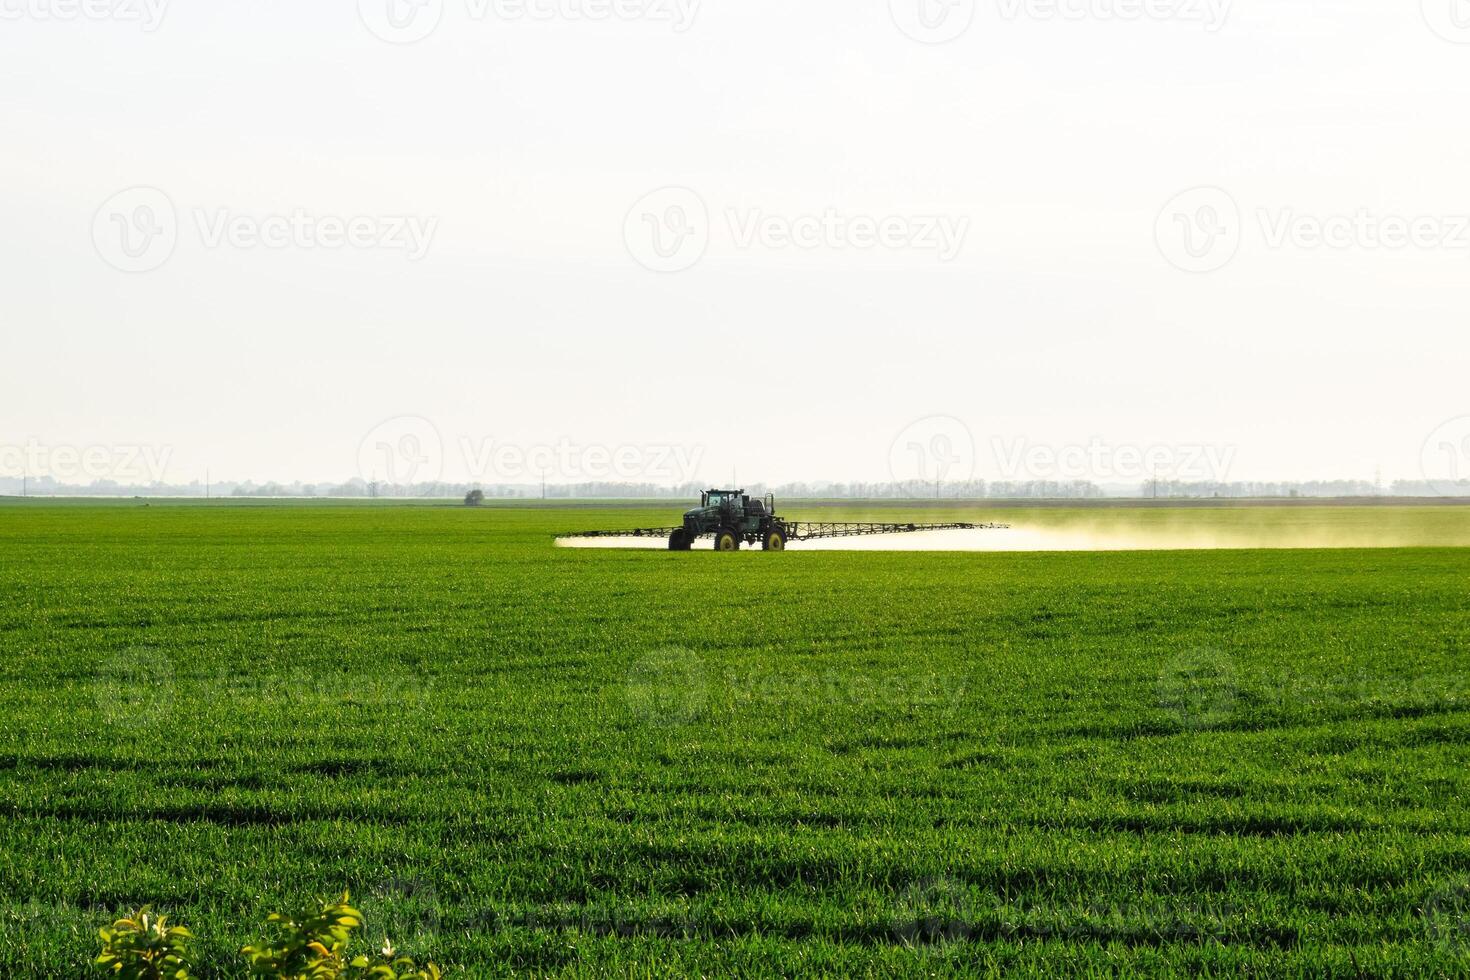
[464,489,485,507]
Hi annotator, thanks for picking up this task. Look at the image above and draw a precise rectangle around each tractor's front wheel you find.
[763,525,787,552]
[713,528,740,552]
[668,529,692,551]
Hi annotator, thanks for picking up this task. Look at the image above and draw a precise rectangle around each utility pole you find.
[206,469,210,500]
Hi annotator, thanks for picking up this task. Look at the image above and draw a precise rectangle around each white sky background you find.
[2,0,1469,489]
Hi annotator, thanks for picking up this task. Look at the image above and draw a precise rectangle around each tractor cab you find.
[699,489,742,512]
[689,489,742,524]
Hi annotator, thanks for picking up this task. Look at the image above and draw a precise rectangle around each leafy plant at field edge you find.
[95,892,443,979]
[95,908,192,979]
[242,891,442,979]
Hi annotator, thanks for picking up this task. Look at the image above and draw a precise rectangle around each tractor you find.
[669,489,787,552]
[558,494,1006,551]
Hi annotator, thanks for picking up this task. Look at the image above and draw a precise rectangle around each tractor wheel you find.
[763,526,787,552]
[668,529,691,551]
[713,528,740,552]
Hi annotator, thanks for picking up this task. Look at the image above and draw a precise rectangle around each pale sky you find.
[3,1,1469,489]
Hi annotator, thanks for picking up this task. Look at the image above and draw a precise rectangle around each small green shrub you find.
[96,892,441,980]
[95,909,192,979]
[242,892,441,979]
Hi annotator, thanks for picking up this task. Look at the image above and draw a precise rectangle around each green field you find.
[2,500,1469,977]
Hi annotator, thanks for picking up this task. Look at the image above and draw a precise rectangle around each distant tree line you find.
[738,481,1106,500]
[1149,480,1470,498]
[4,475,1468,500]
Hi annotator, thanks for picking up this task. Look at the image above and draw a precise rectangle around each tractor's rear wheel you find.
[668,529,692,551]
[763,525,787,552]
[713,528,740,552]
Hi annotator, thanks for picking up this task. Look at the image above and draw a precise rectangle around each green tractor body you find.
[669,489,788,552]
